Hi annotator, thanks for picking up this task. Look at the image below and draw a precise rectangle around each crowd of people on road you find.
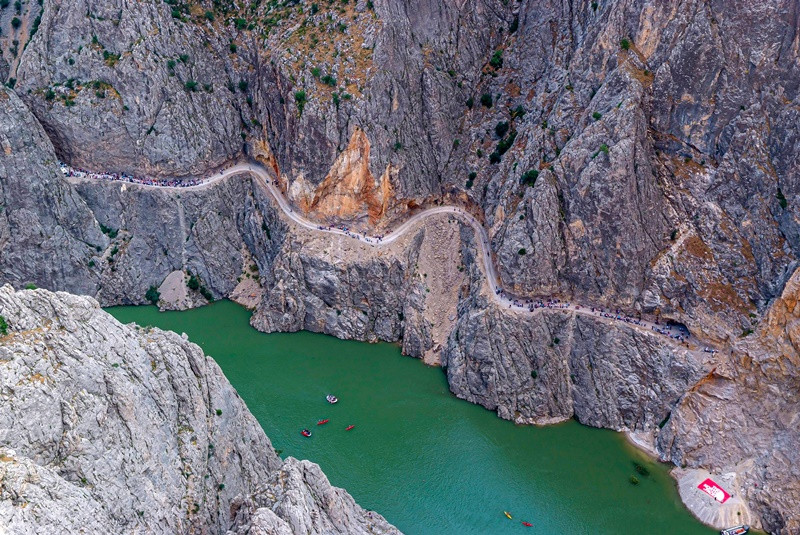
[315,224,386,244]
[494,288,695,345]
[63,158,715,353]
[60,162,205,188]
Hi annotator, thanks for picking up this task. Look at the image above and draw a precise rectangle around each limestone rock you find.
[0,285,400,534]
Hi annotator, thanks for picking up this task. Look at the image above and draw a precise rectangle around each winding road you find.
[63,161,706,351]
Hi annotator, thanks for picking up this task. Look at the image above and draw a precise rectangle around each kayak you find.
[317,419,329,425]
[301,429,312,437]
[345,425,355,431]
[504,511,512,519]
[522,522,533,527]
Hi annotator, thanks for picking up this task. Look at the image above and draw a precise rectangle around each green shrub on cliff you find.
[0,315,8,336]
[777,187,788,209]
[520,169,538,187]
[187,273,200,291]
[145,286,160,305]
[294,90,307,115]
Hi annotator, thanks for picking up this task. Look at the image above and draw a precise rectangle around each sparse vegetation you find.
[495,130,517,157]
[489,49,503,69]
[480,93,493,108]
[521,169,539,187]
[294,90,307,115]
[102,50,120,67]
[0,315,8,336]
[99,223,118,238]
[620,38,631,51]
[494,121,509,138]
[145,286,160,305]
[11,16,21,29]
[592,111,602,120]
[187,273,200,291]
[518,248,527,255]
[777,187,787,209]
[466,171,476,189]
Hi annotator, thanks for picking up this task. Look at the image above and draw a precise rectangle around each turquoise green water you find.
[108,301,715,535]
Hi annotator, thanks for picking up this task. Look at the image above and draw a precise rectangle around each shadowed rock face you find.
[0,285,401,535]
[0,88,103,294]
[1,0,800,532]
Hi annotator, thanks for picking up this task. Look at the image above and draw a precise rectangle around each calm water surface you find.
[108,301,715,535]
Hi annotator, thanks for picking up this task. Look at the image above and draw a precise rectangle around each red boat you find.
[345,425,355,431]
[522,521,533,527]
[301,429,312,437]
[317,419,329,425]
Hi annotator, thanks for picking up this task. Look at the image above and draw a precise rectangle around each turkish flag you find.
[697,478,731,503]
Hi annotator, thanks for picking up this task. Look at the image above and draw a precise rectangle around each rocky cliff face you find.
[10,0,800,337]
[0,285,400,534]
[0,84,287,307]
[0,88,104,295]
[658,268,800,535]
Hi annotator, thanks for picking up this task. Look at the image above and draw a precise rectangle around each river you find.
[108,300,716,535]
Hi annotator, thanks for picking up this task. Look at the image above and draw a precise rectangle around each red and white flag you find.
[698,478,730,503]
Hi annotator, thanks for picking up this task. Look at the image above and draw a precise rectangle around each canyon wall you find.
[1,0,799,532]
[0,285,400,534]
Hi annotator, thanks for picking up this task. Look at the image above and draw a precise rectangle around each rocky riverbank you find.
[0,285,401,535]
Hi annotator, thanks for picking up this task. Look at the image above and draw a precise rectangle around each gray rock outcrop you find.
[0,285,400,535]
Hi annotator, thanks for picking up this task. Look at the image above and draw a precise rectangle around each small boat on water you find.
[522,521,533,527]
[345,425,355,431]
[503,511,512,519]
[317,419,329,425]
[301,429,312,437]
[720,526,749,535]
[326,394,338,404]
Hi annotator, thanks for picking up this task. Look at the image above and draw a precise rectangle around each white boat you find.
[326,394,338,404]
[720,526,749,535]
